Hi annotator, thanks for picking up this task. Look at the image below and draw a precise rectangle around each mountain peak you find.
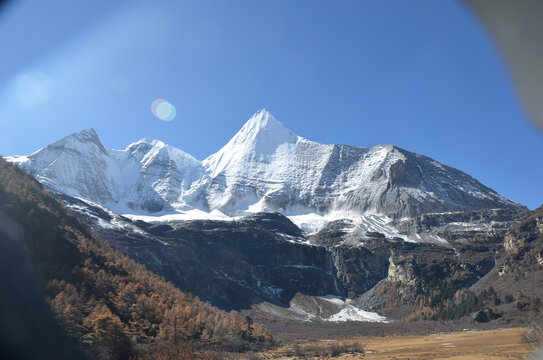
[246,108,280,128]
[66,128,100,143]
[126,138,201,167]
[203,109,298,177]
[230,109,298,149]
[128,138,166,150]
[80,128,98,137]
[54,128,107,154]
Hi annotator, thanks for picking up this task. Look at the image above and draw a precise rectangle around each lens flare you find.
[151,99,176,122]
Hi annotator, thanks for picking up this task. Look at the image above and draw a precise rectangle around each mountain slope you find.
[6,109,524,223]
[0,208,85,359]
[471,204,543,307]
[0,157,271,359]
[351,204,543,323]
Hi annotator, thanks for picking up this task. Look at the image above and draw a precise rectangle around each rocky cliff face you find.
[472,205,543,300]
[60,191,524,323]
[503,206,543,253]
[328,245,390,298]
[62,197,345,310]
[59,194,402,313]
[393,208,527,244]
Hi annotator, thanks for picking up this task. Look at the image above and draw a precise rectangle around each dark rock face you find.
[353,239,501,318]
[329,245,390,298]
[62,196,398,310]
[73,204,346,310]
[473,308,501,323]
[157,214,342,308]
[59,193,532,320]
[473,310,491,323]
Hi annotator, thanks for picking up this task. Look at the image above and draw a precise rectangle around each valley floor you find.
[258,327,537,359]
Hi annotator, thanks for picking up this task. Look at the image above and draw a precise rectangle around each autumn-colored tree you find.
[83,304,130,359]
[0,157,273,359]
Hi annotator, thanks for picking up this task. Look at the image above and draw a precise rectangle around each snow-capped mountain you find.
[200,110,521,219]
[8,129,204,213]
[6,109,523,222]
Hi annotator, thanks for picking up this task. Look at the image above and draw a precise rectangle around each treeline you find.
[0,158,272,359]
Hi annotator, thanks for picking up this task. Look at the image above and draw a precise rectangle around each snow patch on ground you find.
[318,294,346,306]
[316,294,388,323]
[124,209,236,223]
[326,304,388,323]
[287,213,330,234]
[288,211,416,243]
[66,197,147,235]
[4,155,29,165]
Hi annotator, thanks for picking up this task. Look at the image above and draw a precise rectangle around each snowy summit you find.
[6,109,523,232]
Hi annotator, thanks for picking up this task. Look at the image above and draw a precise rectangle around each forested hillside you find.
[0,157,271,359]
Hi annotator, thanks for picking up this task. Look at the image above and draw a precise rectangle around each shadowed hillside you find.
[0,157,272,359]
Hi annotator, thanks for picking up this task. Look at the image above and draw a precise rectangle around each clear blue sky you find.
[0,0,541,209]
